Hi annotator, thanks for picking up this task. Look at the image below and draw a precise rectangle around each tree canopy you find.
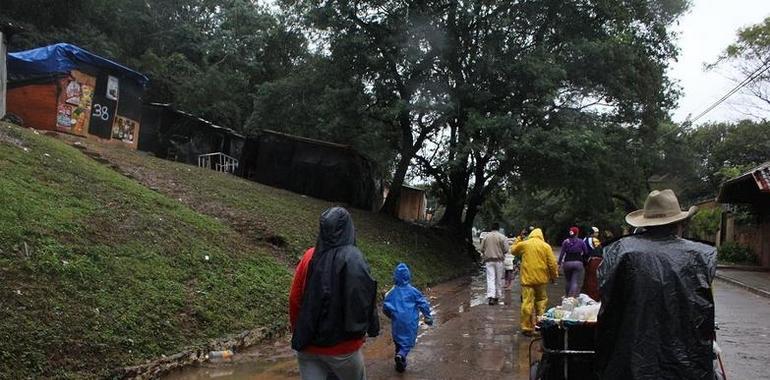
[284,0,688,237]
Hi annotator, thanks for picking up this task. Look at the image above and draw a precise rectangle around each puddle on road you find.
[164,271,486,380]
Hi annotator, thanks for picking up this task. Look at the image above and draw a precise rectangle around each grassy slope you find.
[0,124,472,378]
[77,133,471,288]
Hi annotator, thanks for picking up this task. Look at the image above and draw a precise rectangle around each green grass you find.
[82,132,472,289]
[0,123,472,378]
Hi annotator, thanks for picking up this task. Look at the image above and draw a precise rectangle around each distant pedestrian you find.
[290,207,380,380]
[505,231,525,288]
[383,263,433,373]
[582,226,603,301]
[559,226,588,297]
[596,189,716,379]
[480,223,508,305]
[504,250,516,289]
[511,228,558,336]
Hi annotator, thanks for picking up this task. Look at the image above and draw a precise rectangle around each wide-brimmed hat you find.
[625,189,698,227]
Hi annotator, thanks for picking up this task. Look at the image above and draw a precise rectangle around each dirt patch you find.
[0,125,29,150]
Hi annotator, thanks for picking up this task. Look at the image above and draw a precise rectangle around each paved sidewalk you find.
[716,269,770,298]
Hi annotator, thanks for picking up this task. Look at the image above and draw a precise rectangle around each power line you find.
[688,59,770,124]
[667,58,770,137]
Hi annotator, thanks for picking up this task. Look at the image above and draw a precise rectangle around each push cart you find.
[529,319,597,380]
[529,318,728,380]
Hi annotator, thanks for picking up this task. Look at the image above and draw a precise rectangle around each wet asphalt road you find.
[164,266,770,380]
[713,279,770,380]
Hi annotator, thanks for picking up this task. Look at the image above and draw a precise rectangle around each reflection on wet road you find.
[164,267,770,379]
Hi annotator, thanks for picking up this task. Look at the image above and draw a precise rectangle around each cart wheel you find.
[530,360,540,380]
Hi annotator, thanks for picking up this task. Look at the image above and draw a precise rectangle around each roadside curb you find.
[715,274,770,299]
[716,264,770,272]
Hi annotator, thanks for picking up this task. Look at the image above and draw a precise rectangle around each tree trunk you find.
[381,153,411,216]
[381,105,414,217]
[438,155,470,233]
[462,199,481,241]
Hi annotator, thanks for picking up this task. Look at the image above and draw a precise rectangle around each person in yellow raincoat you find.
[511,228,558,336]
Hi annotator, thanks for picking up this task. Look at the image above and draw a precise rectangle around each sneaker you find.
[488,297,495,305]
[395,354,406,373]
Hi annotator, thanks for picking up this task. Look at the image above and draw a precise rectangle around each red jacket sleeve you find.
[289,248,315,331]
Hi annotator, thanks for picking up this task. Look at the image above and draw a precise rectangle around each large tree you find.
[420,0,686,237]
[283,0,451,216]
[286,0,687,238]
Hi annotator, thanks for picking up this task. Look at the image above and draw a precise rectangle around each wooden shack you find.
[383,185,428,222]
[137,106,382,210]
[6,43,148,148]
[718,162,770,267]
[139,103,244,166]
[239,130,383,211]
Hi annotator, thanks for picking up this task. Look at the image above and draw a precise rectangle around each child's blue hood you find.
[393,263,411,286]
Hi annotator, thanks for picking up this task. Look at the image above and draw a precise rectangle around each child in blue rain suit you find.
[383,263,433,373]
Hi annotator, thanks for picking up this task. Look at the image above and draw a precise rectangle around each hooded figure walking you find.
[511,228,558,336]
[383,263,433,373]
[289,207,380,380]
[597,189,716,379]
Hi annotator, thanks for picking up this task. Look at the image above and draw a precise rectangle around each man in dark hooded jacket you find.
[597,189,717,379]
[289,207,379,380]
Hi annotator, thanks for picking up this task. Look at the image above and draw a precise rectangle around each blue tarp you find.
[7,43,149,87]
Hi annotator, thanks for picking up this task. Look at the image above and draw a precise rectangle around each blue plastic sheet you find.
[8,43,149,87]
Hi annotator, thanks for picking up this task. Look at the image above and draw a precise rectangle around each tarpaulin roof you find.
[7,43,149,87]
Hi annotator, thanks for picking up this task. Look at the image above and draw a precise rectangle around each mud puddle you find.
[163,274,477,380]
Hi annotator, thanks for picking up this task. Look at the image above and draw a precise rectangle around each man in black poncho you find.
[597,189,717,379]
[289,207,379,380]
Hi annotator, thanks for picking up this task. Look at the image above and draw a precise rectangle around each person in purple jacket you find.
[559,226,588,297]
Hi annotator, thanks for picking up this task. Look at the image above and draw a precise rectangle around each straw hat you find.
[625,189,698,227]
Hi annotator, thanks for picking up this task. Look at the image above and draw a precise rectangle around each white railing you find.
[198,152,239,174]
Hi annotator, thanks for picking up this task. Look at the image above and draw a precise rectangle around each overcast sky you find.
[669,0,770,124]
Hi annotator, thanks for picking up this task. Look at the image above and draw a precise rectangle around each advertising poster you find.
[106,76,119,101]
[56,104,74,129]
[56,71,95,136]
[111,116,139,144]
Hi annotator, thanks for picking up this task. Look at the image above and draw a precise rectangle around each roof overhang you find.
[146,102,245,139]
[718,162,770,204]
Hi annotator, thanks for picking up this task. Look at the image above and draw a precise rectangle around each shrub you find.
[689,208,722,241]
[718,242,758,264]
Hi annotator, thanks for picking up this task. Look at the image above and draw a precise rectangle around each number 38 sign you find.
[88,74,118,139]
[92,104,110,121]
